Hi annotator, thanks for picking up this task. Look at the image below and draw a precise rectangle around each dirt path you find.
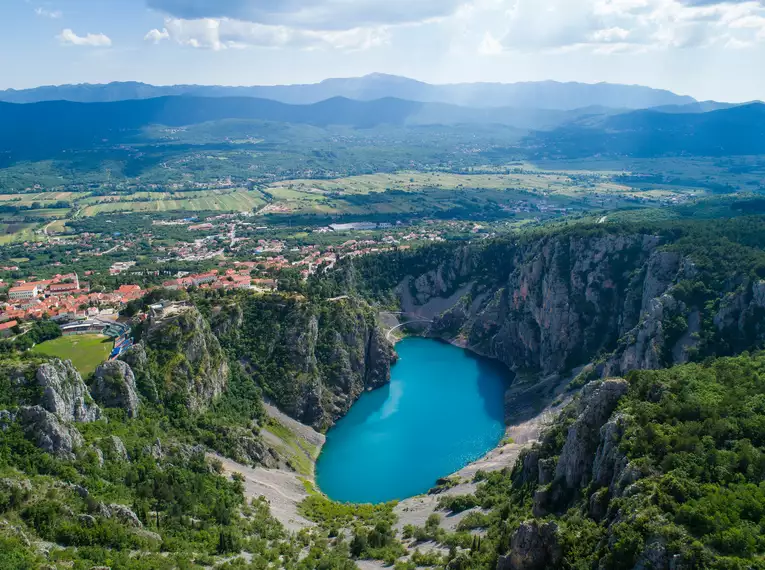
[207,404,326,532]
[210,453,314,532]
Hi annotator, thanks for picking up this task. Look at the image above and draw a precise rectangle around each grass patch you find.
[298,494,397,529]
[263,417,319,476]
[32,334,112,377]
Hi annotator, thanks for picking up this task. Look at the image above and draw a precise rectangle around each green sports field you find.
[32,334,113,377]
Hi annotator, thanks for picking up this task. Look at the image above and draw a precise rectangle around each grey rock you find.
[497,521,562,570]
[633,538,669,570]
[531,487,551,518]
[119,343,157,402]
[613,461,645,498]
[142,438,163,460]
[102,435,129,462]
[36,359,101,423]
[0,520,31,547]
[92,360,140,418]
[93,446,105,467]
[516,448,540,485]
[18,405,83,458]
[555,379,629,489]
[589,488,609,521]
[0,409,15,431]
[232,435,279,468]
[537,458,556,486]
[78,514,96,527]
[592,413,629,489]
[102,503,143,528]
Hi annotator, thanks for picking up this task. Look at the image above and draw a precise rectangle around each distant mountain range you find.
[0,73,698,110]
[526,103,765,158]
[2,92,764,161]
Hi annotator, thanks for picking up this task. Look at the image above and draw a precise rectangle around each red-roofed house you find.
[9,284,39,301]
[0,320,18,337]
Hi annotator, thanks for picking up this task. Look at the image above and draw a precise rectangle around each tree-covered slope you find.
[203,292,395,430]
[437,352,765,569]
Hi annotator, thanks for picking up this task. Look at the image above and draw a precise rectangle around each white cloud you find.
[35,7,62,19]
[57,29,112,47]
[455,0,765,54]
[145,28,171,43]
[147,0,464,31]
[155,17,390,51]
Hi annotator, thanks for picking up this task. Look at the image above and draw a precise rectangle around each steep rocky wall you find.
[397,232,765,379]
[143,305,229,413]
[212,294,395,430]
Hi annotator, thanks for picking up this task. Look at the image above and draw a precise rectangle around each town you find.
[0,211,467,334]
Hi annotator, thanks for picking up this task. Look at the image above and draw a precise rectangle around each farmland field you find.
[81,189,265,216]
[31,334,113,377]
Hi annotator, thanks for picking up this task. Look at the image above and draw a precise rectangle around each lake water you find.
[315,337,510,504]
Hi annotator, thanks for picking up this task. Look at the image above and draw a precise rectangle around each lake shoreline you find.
[315,337,509,504]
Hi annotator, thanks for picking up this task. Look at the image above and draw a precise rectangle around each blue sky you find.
[2,0,764,101]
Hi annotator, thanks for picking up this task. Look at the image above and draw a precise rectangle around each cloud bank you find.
[57,29,112,47]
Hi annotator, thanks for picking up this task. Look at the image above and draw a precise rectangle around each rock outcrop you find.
[555,379,629,488]
[36,359,101,423]
[100,503,143,527]
[101,435,129,462]
[143,305,228,412]
[497,521,562,570]
[118,343,157,402]
[91,360,140,418]
[18,405,84,458]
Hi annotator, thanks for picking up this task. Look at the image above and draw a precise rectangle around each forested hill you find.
[526,102,765,157]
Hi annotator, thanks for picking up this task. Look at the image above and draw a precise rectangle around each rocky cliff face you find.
[118,343,157,403]
[144,305,229,413]
[497,521,562,570]
[0,358,117,458]
[91,360,140,418]
[397,231,765,380]
[213,294,395,429]
[36,359,101,423]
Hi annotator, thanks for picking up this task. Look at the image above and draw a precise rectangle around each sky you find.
[1,0,764,101]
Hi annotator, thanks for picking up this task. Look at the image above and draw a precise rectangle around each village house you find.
[0,320,18,337]
[9,284,39,301]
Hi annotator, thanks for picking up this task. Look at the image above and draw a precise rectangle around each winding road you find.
[382,312,434,342]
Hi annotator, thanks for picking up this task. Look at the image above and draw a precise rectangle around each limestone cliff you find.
[392,230,765,379]
[142,304,229,413]
[91,360,140,418]
[0,358,104,458]
[36,359,101,423]
[212,293,395,430]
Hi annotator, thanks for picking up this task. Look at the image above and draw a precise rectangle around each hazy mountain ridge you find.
[0,73,697,110]
[526,102,765,158]
[2,95,764,160]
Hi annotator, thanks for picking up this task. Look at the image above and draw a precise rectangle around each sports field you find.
[32,334,113,377]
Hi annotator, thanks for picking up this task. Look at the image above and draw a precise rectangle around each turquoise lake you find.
[316,337,510,504]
